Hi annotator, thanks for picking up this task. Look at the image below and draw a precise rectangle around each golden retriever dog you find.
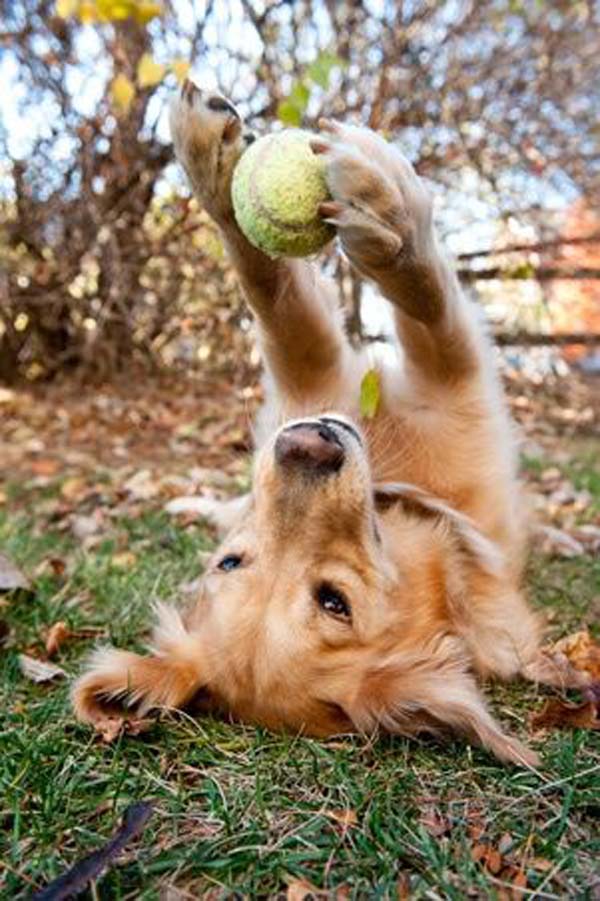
[72,79,574,765]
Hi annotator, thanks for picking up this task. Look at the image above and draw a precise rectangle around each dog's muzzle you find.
[275,420,345,474]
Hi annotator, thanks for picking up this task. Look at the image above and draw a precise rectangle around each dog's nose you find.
[275,421,344,473]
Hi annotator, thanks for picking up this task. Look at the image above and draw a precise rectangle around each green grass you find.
[1,460,599,899]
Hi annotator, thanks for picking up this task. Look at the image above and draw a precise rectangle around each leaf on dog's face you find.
[0,553,30,593]
[19,653,66,683]
[360,369,381,419]
[530,697,600,731]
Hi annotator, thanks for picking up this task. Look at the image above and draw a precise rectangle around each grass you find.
[1,453,599,899]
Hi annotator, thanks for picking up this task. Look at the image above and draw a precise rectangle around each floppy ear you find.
[374,482,504,577]
[347,640,539,767]
[72,603,206,726]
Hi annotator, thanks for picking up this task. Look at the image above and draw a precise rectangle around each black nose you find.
[275,421,344,474]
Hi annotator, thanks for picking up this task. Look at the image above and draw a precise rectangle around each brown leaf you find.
[19,653,66,683]
[111,551,137,569]
[61,476,88,503]
[46,621,71,657]
[512,870,528,890]
[419,805,451,837]
[531,697,600,731]
[0,553,31,593]
[325,809,358,829]
[30,458,60,477]
[471,843,504,875]
[547,630,600,682]
[49,557,67,577]
[497,832,514,855]
[286,877,320,900]
[396,871,412,900]
[529,857,553,872]
[486,848,503,875]
[532,524,584,558]
[94,716,154,744]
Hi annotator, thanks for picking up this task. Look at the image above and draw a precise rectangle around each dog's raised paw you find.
[170,79,254,223]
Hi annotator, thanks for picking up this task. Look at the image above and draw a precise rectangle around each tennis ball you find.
[231,129,334,258]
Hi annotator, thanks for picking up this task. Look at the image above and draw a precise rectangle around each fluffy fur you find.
[72,79,572,766]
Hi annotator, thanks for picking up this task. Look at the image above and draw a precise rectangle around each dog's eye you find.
[315,582,351,619]
[217,554,243,572]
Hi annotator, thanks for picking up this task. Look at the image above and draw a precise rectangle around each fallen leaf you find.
[545,630,600,682]
[0,620,10,645]
[49,557,67,577]
[396,872,412,900]
[529,857,553,872]
[111,551,137,569]
[30,801,154,901]
[30,458,59,476]
[286,877,321,900]
[512,870,528,891]
[46,621,71,657]
[326,808,358,829]
[532,524,584,558]
[94,716,154,744]
[19,654,66,683]
[419,804,451,837]
[0,553,30,593]
[531,697,600,731]
[471,843,504,875]
[61,476,88,502]
[71,513,104,541]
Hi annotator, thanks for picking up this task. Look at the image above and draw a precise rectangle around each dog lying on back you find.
[73,79,572,765]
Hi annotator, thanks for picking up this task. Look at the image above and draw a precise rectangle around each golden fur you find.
[73,80,571,766]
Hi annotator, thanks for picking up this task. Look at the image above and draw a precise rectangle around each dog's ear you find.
[374,482,504,577]
[346,640,539,767]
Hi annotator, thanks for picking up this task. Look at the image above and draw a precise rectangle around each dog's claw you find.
[319,201,344,220]
[181,78,199,104]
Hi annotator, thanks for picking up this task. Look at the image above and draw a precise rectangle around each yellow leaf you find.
[359,368,381,419]
[171,58,191,85]
[55,0,78,17]
[111,73,135,115]
[133,0,163,24]
[78,0,98,22]
[97,0,133,20]
[137,53,165,89]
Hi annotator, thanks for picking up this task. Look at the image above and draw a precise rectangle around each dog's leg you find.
[170,82,353,403]
[313,121,487,385]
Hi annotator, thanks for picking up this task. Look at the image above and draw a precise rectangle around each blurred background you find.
[1,0,599,387]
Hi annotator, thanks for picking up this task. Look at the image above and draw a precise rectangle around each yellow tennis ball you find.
[231,129,334,258]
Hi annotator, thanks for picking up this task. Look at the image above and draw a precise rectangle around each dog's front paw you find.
[170,79,255,224]
[312,120,434,278]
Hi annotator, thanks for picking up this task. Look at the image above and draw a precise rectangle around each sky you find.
[0,2,580,267]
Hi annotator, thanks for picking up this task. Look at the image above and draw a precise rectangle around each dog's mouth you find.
[274,415,363,476]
